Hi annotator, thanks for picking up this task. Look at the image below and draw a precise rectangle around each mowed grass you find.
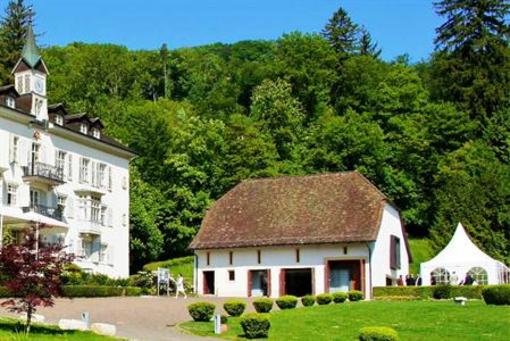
[180,300,510,340]
[408,238,435,274]
[0,318,120,340]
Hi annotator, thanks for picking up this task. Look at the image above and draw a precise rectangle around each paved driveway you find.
[1,296,250,341]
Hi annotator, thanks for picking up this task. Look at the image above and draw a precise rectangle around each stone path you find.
[1,296,249,341]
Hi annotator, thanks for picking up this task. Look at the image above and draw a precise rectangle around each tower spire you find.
[21,20,41,69]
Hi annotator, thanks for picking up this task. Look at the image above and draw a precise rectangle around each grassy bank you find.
[408,238,435,274]
[180,300,510,340]
[142,256,194,284]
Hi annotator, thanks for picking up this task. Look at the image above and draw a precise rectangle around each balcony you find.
[23,162,65,187]
[22,204,64,222]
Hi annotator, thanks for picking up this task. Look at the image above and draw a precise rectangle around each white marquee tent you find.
[420,223,510,286]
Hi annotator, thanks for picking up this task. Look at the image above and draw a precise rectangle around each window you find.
[390,235,401,270]
[91,196,101,224]
[296,249,300,263]
[7,184,17,206]
[80,123,88,134]
[228,270,235,281]
[100,205,107,226]
[9,136,19,163]
[16,76,23,93]
[54,115,64,126]
[78,196,87,221]
[31,143,40,165]
[56,150,66,175]
[98,163,106,188]
[6,96,15,109]
[257,250,261,264]
[467,267,488,285]
[57,194,67,206]
[24,74,30,93]
[79,158,89,183]
[92,128,100,139]
[30,188,40,207]
[431,267,450,285]
[229,251,233,265]
[206,252,210,266]
[67,154,73,181]
[343,246,348,255]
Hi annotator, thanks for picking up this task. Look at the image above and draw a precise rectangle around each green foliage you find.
[61,285,141,297]
[374,285,489,300]
[322,7,359,56]
[275,295,298,309]
[253,298,274,313]
[408,239,434,274]
[316,293,333,305]
[223,300,246,317]
[482,285,510,305]
[332,291,348,303]
[359,326,399,341]
[187,302,216,322]
[240,313,271,339]
[432,285,452,300]
[301,295,316,307]
[348,291,364,302]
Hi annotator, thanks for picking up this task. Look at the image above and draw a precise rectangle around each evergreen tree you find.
[160,43,170,98]
[358,28,381,58]
[0,0,33,83]
[431,0,510,121]
[322,7,359,57]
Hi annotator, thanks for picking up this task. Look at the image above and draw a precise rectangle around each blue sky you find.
[28,0,441,61]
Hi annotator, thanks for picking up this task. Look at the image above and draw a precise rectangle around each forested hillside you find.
[1,1,509,272]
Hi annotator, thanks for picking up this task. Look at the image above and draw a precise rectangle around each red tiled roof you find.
[190,172,390,250]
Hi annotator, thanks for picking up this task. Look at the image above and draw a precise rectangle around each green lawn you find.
[142,256,194,284]
[0,318,120,340]
[408,238,435,274]
[180,301,510,340]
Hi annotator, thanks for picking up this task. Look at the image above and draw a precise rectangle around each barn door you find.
[279,269,286,296]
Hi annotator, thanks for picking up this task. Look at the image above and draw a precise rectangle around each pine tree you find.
[322,7,359,57]
[431,0,510,121]
[160,43,169,98]
[358,28,381,58]
[0,0,33,83]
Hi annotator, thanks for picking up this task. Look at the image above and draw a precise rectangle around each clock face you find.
[34,78,44,93]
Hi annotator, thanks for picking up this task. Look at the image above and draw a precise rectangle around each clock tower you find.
[12,23,49,121]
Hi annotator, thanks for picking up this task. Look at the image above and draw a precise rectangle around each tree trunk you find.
[25,305,33,335]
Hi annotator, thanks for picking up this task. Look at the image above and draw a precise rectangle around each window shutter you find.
[67,154,73,181]
[67,197,74,218]
[107,207,113,227]
[108,167,112,191]
[91,161,97,187]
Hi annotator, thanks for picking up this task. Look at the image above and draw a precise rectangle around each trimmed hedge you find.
[332,292,348,303]
[188,302,216,322]
[432,285,452,299]
[223,300,246,317]
[253,298,274,313]
[373,285,487,300]
[482,285,510,305]
[348,290,364,301]
[240,313,271,339]
[61,285,142,297]
[359,326,399,341]
[275,295,298,309]
[316,293,333,305]
[301,295,316,307]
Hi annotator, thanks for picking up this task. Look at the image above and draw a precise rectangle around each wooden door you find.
[279,269,286,296]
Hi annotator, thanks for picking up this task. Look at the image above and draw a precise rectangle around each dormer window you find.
[80,123,88,134]
[6,96,15,109]
[54,115,64,126]
[92,128,101,139]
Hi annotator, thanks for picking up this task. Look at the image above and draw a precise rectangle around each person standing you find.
[175,273,187,298]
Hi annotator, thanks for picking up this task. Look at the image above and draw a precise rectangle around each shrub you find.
[223,300,246,317]
[253,298,274,313]
[61,285,141,297]
[359,326,399,341]
[301,295,315,307]
[275,295,298,309]
[187,302,216,322]
[432,285,452,300]
[482,285,510,305]
[332,291,348,303]
[349,290,364,301]
[221,315,228,324]
[373,286,485,300]
[316,293,333,305]
[240,313,271,339]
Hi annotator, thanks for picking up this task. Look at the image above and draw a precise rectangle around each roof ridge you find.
[241,171,358,184]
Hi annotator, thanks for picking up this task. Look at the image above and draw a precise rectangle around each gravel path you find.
[1,296,251,341]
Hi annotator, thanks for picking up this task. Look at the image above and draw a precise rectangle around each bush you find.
[240,313,271,339]
[332,291,348,303]
[61,285,141,297]
[482,285,510,305]
[349,290,364,301]
[432,285,452,300]
[187,302,216,322]
[373,286,486,300]
[221,315,228,324]
[359,326,399,341]
[301,295,315,307]
[223,300,246,317]
[316,293,333,305]
[253,298,274,313]
[275,295,298,309]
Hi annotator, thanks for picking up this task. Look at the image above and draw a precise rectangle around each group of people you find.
[157,270,187,298]
[430,271,478,286]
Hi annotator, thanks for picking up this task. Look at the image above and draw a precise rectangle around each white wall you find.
[0,111,130,278]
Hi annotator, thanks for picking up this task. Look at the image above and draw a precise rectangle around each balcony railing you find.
[23,204,64,222]
[23,162,64,184]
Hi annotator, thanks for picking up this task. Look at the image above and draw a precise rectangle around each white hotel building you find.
[0,26,134,278]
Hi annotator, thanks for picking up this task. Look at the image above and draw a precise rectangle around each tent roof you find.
[422,223,497,268]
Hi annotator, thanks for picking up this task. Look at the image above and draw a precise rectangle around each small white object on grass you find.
[58,319,88,331]
[18,313,45,323]
[454,297,468,305]
[91,323,117,336]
